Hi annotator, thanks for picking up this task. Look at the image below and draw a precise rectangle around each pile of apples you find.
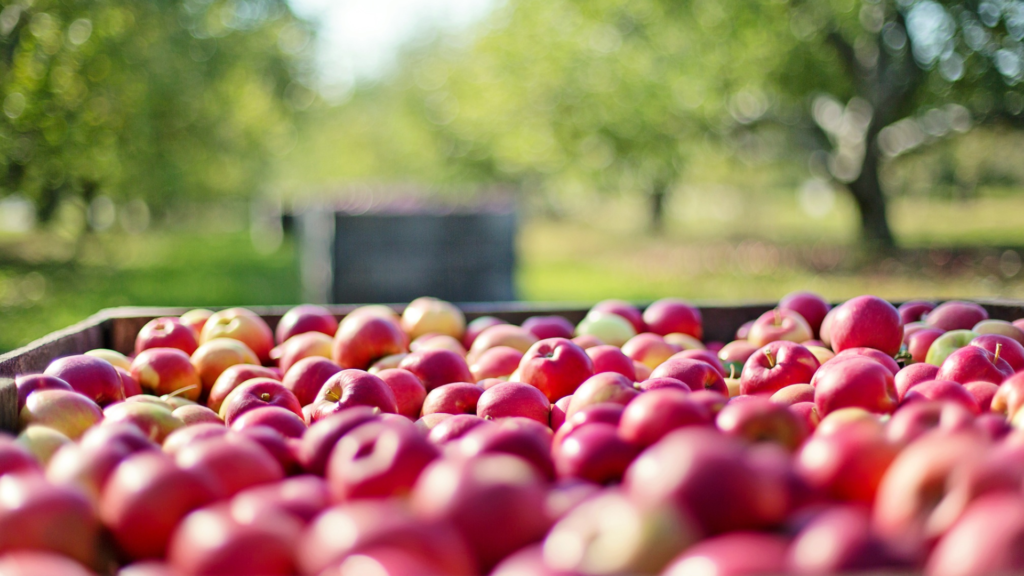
[5,294,1024,575]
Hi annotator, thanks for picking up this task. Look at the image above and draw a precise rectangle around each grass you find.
[3,193,1024,353]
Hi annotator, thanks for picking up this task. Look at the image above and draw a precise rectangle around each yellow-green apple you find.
[717,340,758,375]
[895,363,939,400]
[16,426,70,465]
[172,404,222,426]
[926,300,989,331]
[795,422,898,503]
[925,329,978,366]
[200,308,275,362]
[401,297,465,340]
[899,300,935,324]
[554,423,639,484]
[296,407,379,475]
[936,345,1013,384]
[167,504,298,576]
[517,338,594,402]
[175,435,283,497]
[103,402,184,444]
[964,381,998,412]
[270,331,332,374]
[550,396,571,430]
[908,328,945,364]
[135,317,198,356]
[575,312,636,348]
[410,333,467,356]
[544,489,695,576]
[44,355,124,406]
[454,417,555,479]
[973,319,1024,345]
[219,379,302,425]
[398,349,474,392]
[780,290,831,337]
[428,414,493,444]
[621,333,681,370]
[229,406,306,438]
[828,295,903,356]
[618,388,710,447]
[885,401,974,445]
[0,472,99,567]
[463,315,507,349]
[565,373,638,419]
[469,346,523,381]
[812,356,898,415]
[368,353,408,373]
[521,315,575,340]
[805,345,835,365]
[20,390,102,440]
[332,313,408,371]
[650,358,727,394]
[662,532,789,576]
[15,374,72,412]
[210,364,282,413]
[643,298,702,339]
[748,308,813,348]
[421,382,483,416]
[476,382,550,425]
[411,454,550,572]
[375,368,426,420]
[571,334,604,349]
[84,348,131,370]
[770,384,815,406]
[903,380,981,414]
[327,420,439,501]
[585,345,636,380]
[715,396,809,451]
[275,304,338,344]
[926,493,1024,576]
[740,341,820,396]
[971,333,1024,372]
[787,505,908,574]
[309,369,397,422]
[190,338,259,394]
[131,348,202,402]
[624,428,787,535]
[591,299,646,334]
[180,308,215,337]
[664,332,706,350]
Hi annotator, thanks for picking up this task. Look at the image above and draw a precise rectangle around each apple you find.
[15,426,71,465]
[463,315,507,349]
[973,319,1024,345]
[668,349,727,375]
[103,402,184,444]
[14,374,72,412]
[368,353,408,373]
[476,382,551,425]
[219,379,302,425]
[172,404,222,426]
[715,396,808,451]
[633,360,653,381]
[885,401,974,445]
[618,388,710,447]
[309,369,398,422]
[167,504,297,576]
[662,532,789,576]
[571,334,604,349]
[521,315,576,340]
[455,417,554,479]
[0,473,99,567]
[643,298,703,339]
[925,329,978,366]
[206,364,281,413]
[795,422,899,503]
[297,407,380,475]
[20,389,102,440]
[553,403,624,450]
[899,300,935,324]
[421,382,483,416]
[971,333,1024,372]
[180,308,215,336]
[44,355,124,406]
[908,328,945,364]
[736,320,755,341]
[827,296,903,356]
[190,338,260,394]
[410,333,467,356]
[779,290,830,336]
[993,372,1024,418]
[936,345,1013,385]
[401,297,465,340]
[812,356,898,415]
[0,436,42,476]
[575,312,637,347]
[333,313,409,370]
[200,308,275,362]
[590,299,645,333]
[717,340,758,375]
[550,396,571,430]
[926,493,1024,576]
[0,552,99,576]
[565,372,638,418]
[926,300,989,331]
[46,440,134,509]
[895,363,939,400]
[650,358,727,394]
[517,338,594,402]
[964,381,998,412]
[467,324,539,363]
[230,406,306,438]
[101,451,221,559]
[428,414,492,444]
[469,346,524,381]
[84,348,132,370]
[270,331,333,374]
[161,423,228,457]
[375,368,427,420]
[832,347,899,375]
[276,357,339,409]
[635,376,691,392]
[556,423,643,492]
[787,505,908,574]
[790,402,821,432]
[130,348,202,402]
[815,407,884,437]
[81,422,159,454]
[747,308,814,348]
[415,413,451,434]
[621,333,680,371]
[229,475,329,526]
[585,345,636,380]
[176,435,283,497]
[411,454,550,572]
[327,420,440,500]
[135,317,198,356]
[740,341,819,396]
[275,304,338,344]
[975,412,1012,440]
[903,320,930,341]
[398,349,474,392]
[903,380,981,414]
[770,384,815,406]
[689,390,730,417]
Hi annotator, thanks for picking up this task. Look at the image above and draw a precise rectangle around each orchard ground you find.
[3,193,1024,353]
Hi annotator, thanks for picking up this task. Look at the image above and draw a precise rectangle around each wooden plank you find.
[0,378,16,434]
[0,313,109,380]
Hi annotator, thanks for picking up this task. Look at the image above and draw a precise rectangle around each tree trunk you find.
[847,136,895,251]
[649,182,667,234]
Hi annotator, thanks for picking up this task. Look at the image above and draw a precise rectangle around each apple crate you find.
[3,298,1024,434]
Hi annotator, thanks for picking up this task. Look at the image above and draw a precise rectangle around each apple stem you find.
[163,385,199,399]
[773,308,782,327]
[325,389,340,402]
[995,343,1003,364]
[729,365,737,379]
[260,392,271,401]
[764,348,776,369]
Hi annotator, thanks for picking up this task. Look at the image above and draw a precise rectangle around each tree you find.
[0,0,312,224]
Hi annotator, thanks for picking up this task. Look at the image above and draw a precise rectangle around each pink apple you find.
[81,423,159,454]
[585,345,636,380]
[550,396,571,430]
[770,384,815,406]
[410,333,467,356]
[279,357,340,408]
[161,423,228,457]
[689,389,730,417]
[618,388,711,447]
[790,401,821,432]
[14,374,72,412]
[46,441,133,508]
[650,358,727,394]
[936,345,1013,385]
[44,354,124,406]
[275,304,338,344]
[992,372,1024,418]
[167,505,297,576]
[102,402,184,444]
[554,422,638,484]
[131,348,202,402]
[926,300,989,331]
[571,334,604,349]
[375,368,427,420]
[591,299,645,334]
[135,317,199,356]
[747,308,814,348]
[327,420,440,500]
[175,435,283,497]
[421,382,483,416]
[717,340,759,375]
[469,346,524,381]
[971,333,1024,372]
[795,423,898,503]
[926,493,1024,576]
[230,475,330,525]
[635,376,691,392]
[828,295,903,356]
[812,356,898,415]
[621,333,681,370]
[270,331,333,374]
[172,404,222,426]
[467,324,539,362]
[297,407,380,475]
[428,414,493,444]
[662,532,789,576]
[309,369,398,422]
[521,315,576,340]
[565,372,639,418]
[200,308,275,362]
[0,473,100,567]
[230,406,306,438]
[454,418,555,479]
[463,316,507,349]
[668,349,727,376]
[899,300,935,324]
[476,382,551,425]
[517,338,594,402]
[219,379,302,425]
[740,341,819,396]
[778,291,831,336]
[642,298,702,339]
[715,396,808,451]
[398,349,474,392]
[964,381,998,412]
[902,380,980,414]
[332,313,408,371]
[895,363,940,400]
[885,400,974,445]
[787,505,906,574]
[832,347,900,375]
[553,403,625,452]
[907,328,945,364]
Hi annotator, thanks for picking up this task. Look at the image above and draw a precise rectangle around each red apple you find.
[20,389,102,440]
[885,401,974,445]
[427,414,492,444]
[565,372,638,418]
[207,364,281,413]
[375,368,426,420]
[717,396,809,451]
[812,356,898,415]
[175,435,283,497]
[230,406,306,438]
[553,403,624,450]
[642,298,702,339]
[190,338,259,394]
[585,345,636,380]
[103,402,184,444]
[964,381,998,412]
[790,401,821,432]
[421,382,483,416]
[219,379,302,425]
[333,313,408,370]
[135,317,198,356]
[550,396,571,430]
[634,376,691,392]
[46,440,134,508]
[101,451,220,559]
[279,357,340,408]
[780,291,831,337]
[410,333,467,356]
[476,382,551,425]
[971,333,1024,372]
[690,389,730,417]
[131,348,202,402]
[401,297,465,340]
[469,346,523,381]
[0,473,99,567]
[748,308,814,348]
[297,407,380,475]
[650,358,727,394]
[795,423,899,503]
[740,341,819,396]
[926,300,989,331]
[467,324,539,363]
[15,374,72,412]
[463,316,507,349]
[200,308,275,362]
[787,505,907,574]
[717,340,759,375]
[907,328,945,364]
[167,505,297,576]
[172,404,222,426]
[899,300,935,324]
[902,380,980,414]
[663,532,789,576]
[327,420,439,500]
[522,315,576,340]
[926,493,1024,576]
[275,304,338,344]
[44,355,124,406]
[230,474,329,525]
[309,369,398,422]
[0,552,99,576]
[895,363,940,400]
[415,413,451,433]
[270,331,333,374]
[517,338,594,402]
[82,423,160,454]
[832,347,900,375]
[668,349,727,376]
[770,384,815,406]
[936,345,1014,385]
[398,349,473,392]
[454,418,555,479]
[828,295,903,356]
[554,422,638,484]
[161,423,228,457]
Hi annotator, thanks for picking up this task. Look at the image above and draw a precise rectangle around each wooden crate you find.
[3,298,1024,434]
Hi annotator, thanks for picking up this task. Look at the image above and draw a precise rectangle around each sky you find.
[287,0,495,99]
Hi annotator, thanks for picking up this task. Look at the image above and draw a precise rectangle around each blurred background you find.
[3,0,1024,352]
